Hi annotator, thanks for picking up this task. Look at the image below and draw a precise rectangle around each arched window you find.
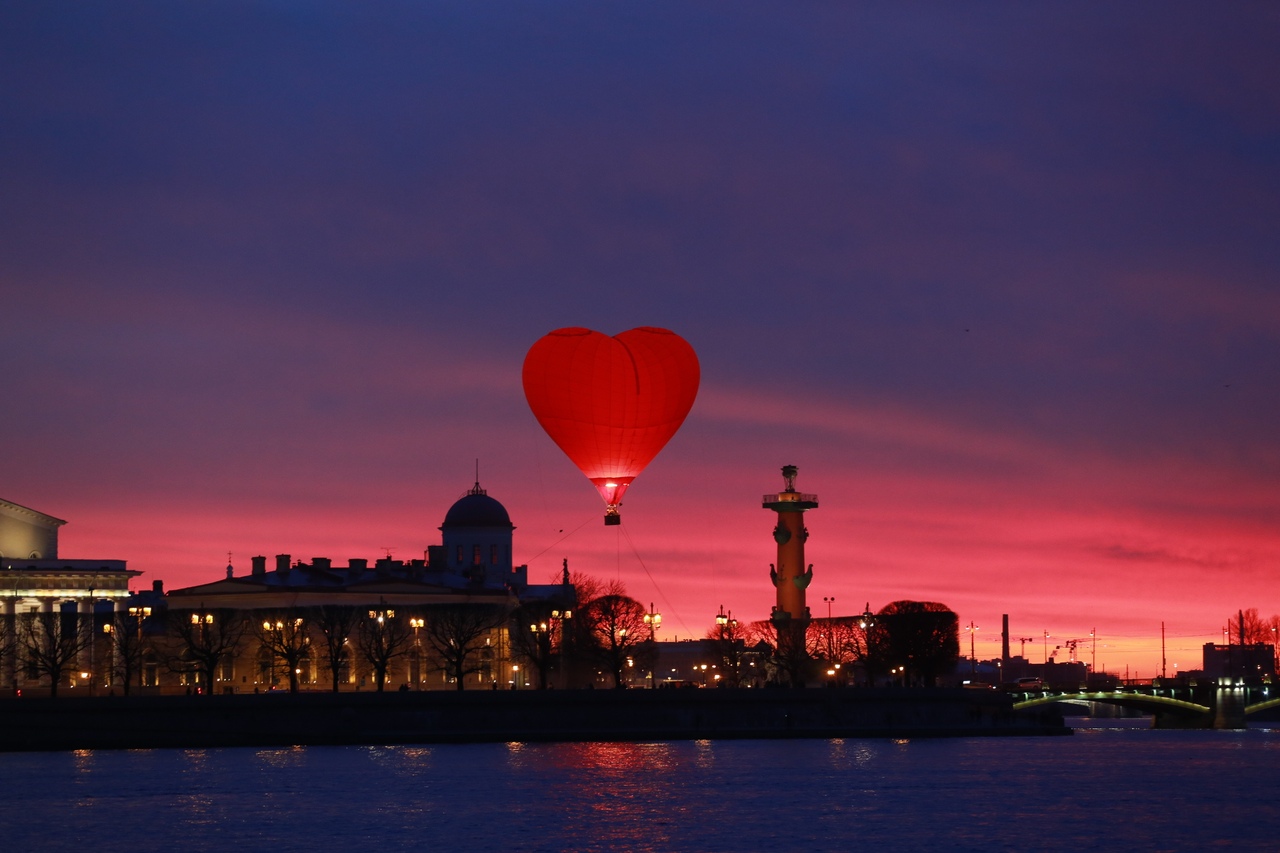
[143,652,160,687]
[298,653,312,685]
[257,648,275,687]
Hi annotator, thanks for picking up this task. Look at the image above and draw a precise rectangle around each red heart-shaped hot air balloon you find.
[522,327,700,524]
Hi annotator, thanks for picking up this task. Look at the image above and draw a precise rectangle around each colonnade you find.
[2,587,135,693]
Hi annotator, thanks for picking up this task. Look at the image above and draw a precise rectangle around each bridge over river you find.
[1012,682,1280,729]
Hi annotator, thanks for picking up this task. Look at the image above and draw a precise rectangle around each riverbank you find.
[0,687,1066,751]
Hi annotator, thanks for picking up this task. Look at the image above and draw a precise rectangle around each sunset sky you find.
[4,3,1278,677]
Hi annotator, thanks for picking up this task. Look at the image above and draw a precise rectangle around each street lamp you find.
[644,603,662,640]
[638,604,662,688]
[1091,628,1097,675]
[822,597,837,668]
[408,617,425,685]
[549,609,572,688]
[967,622,979,675]
[713,605,740,687]
[191,611,214,693]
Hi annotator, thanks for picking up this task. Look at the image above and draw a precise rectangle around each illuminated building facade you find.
[1,498,139,692]
[160,480,569,693]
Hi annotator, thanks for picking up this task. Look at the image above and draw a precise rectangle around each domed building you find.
[161,479,572,693]
[431,481,524,589]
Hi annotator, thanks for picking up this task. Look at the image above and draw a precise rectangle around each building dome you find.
[441,482,513,529]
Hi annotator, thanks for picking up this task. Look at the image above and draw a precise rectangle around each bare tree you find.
[807,616,864,684]
[18,609,89,699]
[169,608,249,696]
[569,572,605,610]
[420,603,509,691]
[312,604,360,692]
[581,594,653,688]
[355,606,414,692]
[1225,608,1279,645]
[104,609,152,695]
[255,610,311,693]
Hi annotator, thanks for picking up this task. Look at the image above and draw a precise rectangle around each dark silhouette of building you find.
[1202,643,1276,681]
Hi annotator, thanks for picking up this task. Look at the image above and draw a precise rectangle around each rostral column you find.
[763,465,817,668]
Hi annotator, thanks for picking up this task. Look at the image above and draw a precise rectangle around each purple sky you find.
[4,3,1279,675]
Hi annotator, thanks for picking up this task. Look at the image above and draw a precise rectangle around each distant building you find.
[161,480,571,693]
[1202,643,1276,681]
[994,655,1089,688]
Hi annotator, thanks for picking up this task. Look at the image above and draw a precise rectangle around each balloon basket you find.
[604,508,621,526]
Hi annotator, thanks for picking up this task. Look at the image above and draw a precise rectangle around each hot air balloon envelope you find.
[522,327,700,524]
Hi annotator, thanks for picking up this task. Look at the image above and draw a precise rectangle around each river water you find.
[2,719,1276,852]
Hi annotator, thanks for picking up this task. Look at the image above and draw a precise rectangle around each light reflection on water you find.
[1,723,1278,852]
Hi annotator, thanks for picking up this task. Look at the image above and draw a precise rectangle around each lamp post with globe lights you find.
[643,604,661,688]
[713,605,742,687]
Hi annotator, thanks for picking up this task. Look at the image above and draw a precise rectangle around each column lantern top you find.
[762,465,818,510]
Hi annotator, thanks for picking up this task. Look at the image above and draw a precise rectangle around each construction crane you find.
[1060,638,1096,665]
[1017,637,1036,658]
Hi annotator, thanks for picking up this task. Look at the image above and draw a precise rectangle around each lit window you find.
[491,545,498,565]
[473,545,482,566]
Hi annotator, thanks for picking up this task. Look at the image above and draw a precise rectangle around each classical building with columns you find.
[3,484,575,695]
[1,498,139,693]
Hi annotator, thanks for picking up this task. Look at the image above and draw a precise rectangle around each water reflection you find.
[71,749,96,810]
[6,732,1280,852]
[501,741,686,852]
[359,745,435,783]
[692,738,714,770]
[256,745,308,769]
